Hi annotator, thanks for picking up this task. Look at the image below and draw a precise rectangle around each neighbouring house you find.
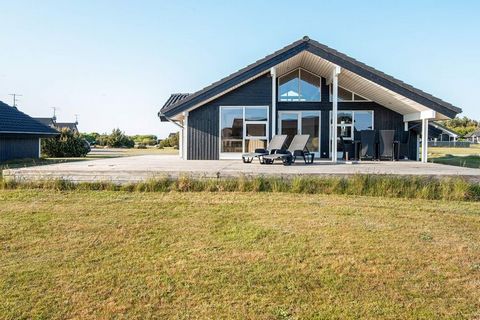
[465,129,480,143]
[0,101,59,162]
[158,36,461,162]
[35,117,79,133]
[428,122,459,142]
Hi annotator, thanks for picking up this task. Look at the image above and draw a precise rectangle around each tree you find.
[131,135,158,146]
[158,132,179,149]
[82,132,99,145]
[440,116,480,137]
[42,128,91,157]
[106,128,135,148]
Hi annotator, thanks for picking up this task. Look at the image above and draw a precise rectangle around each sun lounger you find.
[242,135,287,163]
[261,134,314,165]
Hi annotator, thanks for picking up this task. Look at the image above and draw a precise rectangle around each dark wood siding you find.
[0,136,39,162]
[188,74,271,160]
[188,105,219,160]
[187,74,418,160]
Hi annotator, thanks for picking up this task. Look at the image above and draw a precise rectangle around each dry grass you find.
[429,145,480,168]
[1,191,479,319]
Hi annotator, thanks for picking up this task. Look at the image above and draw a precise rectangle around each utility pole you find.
[74,114,79,124]
[9,93,22,107]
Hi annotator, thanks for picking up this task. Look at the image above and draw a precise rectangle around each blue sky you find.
[0,0,478,138]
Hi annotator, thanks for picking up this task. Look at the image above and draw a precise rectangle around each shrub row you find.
[1,175,479,201]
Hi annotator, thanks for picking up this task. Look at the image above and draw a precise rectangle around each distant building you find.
[429,122,459,142]
[0,101,59,161]
[34,117,79,133]
[465,129,480,144]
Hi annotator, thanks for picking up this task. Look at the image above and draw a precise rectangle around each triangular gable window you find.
[278,69,321,102]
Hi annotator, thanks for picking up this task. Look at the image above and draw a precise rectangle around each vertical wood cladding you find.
[187,73,418,160]
[187,74,272,160]
[0,136,39,161]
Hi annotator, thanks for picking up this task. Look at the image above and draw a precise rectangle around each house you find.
[34,117,79,133]
[428,122,459,142]
[465,130,480,143]
[158,36,461,163]
[0,101,59,162]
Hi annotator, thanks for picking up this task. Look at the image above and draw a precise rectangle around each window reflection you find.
[279,69,321,102]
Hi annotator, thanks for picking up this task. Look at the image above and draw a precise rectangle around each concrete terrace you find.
[3,155,480,184]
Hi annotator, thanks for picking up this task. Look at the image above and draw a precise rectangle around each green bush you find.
[106,128,135,148]
[81,132,99,145]
[158,132,179,149]
[132,135,158,146]
[42,129,91,157]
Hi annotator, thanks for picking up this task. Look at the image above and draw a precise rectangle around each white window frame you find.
[329,110,374,157]
[329,85,371,102]
[277,68,322,102]
[219,106,269,159]
[277,110,321,156]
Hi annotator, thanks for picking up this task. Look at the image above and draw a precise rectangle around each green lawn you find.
[429,144,480,168]
[1,190,479,319]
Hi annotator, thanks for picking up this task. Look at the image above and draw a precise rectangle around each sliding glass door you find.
[220,106,269,159]
[278,111,320,156]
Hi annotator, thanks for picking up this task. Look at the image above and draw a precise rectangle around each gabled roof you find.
[430,122,460,137]
[464,129,480,138]
[159,36,461,119]
[0,101,59,136]
[34,117,56,127]
[162,93,190,110]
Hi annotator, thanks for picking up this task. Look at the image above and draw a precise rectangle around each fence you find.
[428,141,471,148]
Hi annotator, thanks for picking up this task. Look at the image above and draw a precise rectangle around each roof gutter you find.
[158,111,183,129]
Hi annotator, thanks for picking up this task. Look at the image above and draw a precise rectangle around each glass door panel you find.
[301,111,320,154]
[280,113,299,147]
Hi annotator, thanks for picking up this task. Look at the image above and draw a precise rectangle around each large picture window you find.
[278,69,321,102]
[330,110,374,140]
[220,106,269,157]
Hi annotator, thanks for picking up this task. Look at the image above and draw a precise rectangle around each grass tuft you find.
[0,174,479,201]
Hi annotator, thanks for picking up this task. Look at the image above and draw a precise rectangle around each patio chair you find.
[379,130,395,161]
[242,135,287,163]
[398,130,411,160]
[339,136,355,161]
[262,134,314,165]
[359,130,376,160]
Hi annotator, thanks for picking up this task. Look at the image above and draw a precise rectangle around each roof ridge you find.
[160,37,461,118]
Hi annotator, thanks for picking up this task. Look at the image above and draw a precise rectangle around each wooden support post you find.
[331,66,341,163]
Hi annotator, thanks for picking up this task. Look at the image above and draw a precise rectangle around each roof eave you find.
[161,37,462,119]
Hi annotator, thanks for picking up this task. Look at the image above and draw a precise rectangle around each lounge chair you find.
[359,130,376,160]
[262,134,314,165]
[379,130,395,160]
[242,135,287,163]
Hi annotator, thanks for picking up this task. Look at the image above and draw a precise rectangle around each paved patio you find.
[3,155,480,184]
